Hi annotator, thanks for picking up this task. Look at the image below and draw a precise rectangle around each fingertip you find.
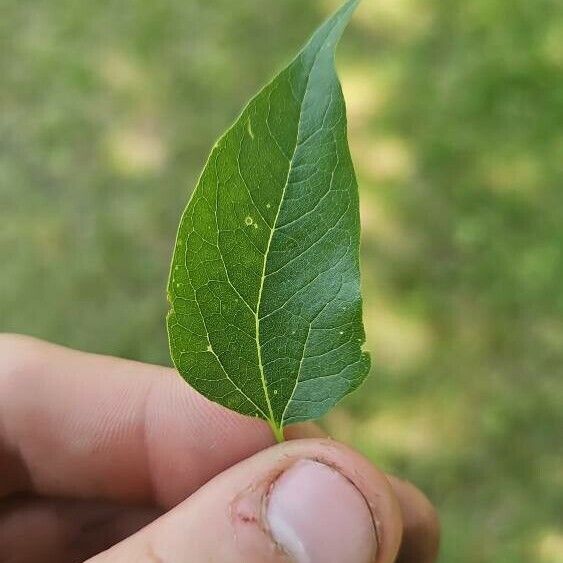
[284,421,327,440]
[277,439,403,563]
[386,475,440,563]
[232,438,404,563]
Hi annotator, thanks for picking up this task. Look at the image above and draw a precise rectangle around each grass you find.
[1,0,562,561]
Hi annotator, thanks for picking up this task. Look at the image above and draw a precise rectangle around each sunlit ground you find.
[2,1,562,561]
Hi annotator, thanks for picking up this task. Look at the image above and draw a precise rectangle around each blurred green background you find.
[2,0,562,560]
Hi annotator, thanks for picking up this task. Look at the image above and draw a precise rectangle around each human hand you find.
[0,335,439,562]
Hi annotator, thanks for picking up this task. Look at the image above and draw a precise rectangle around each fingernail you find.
[266,459,377,563]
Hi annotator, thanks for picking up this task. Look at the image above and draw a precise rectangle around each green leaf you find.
[167,0,370,441]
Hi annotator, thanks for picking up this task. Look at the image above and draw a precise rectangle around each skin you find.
[0,334,440,562]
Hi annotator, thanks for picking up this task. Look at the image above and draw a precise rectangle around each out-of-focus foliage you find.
[1,1,562,561]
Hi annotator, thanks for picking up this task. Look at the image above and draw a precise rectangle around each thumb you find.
[87,439,403,563]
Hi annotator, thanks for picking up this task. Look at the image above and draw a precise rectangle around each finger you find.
[387,476,440,563]
[88,439,403,563]
[0,496,159,563]
[0,335,315,507]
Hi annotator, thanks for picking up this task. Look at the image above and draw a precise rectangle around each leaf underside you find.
[167,0,370,435]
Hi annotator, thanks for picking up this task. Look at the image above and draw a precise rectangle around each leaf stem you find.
[268,420,285,443]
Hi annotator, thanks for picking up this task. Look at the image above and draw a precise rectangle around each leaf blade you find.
[167,0,370,433]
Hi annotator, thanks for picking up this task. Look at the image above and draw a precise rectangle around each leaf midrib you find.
[254,16,344,427]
